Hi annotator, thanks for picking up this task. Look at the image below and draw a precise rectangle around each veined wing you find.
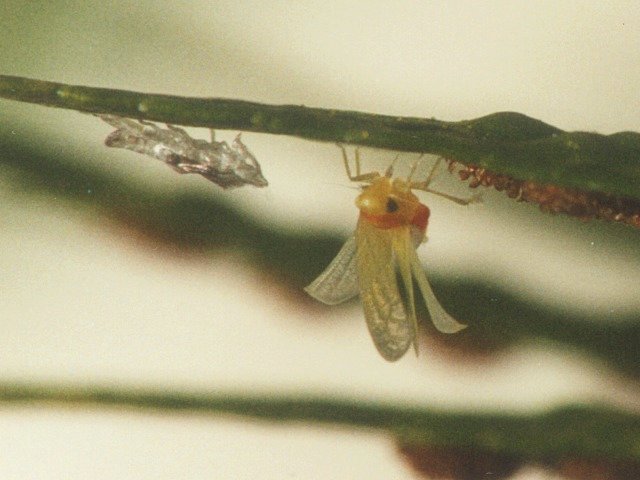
[408,235,467,334]
[304,236,359,305]
[391,227,420,357]
[356,220,415,361]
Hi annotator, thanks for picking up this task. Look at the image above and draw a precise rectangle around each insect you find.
[305,146,476,361]
[99,115,268,189]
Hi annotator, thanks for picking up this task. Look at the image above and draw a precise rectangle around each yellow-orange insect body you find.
[305,147,471,361]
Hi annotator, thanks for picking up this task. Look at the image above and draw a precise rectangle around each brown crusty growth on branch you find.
[449,161,640,228]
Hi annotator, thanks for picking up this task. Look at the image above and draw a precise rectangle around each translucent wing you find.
[304,236,359,305]
[391,227,420,356]
[356,220,415,361]
[408,237,467,334]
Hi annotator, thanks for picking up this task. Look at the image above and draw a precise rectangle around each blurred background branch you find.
[1,382,638,468]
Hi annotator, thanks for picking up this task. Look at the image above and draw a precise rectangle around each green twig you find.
[0,382,638,463]
[1,74,640,199]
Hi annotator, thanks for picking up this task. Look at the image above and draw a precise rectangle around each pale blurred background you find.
[0,1,639,478]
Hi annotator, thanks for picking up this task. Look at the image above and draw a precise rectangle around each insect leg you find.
[383,154,400,178]
[411,157,481,205]
[406,154,425,183]
[424,157,443,187]
[412,185,482,205]
[337,144,379,182]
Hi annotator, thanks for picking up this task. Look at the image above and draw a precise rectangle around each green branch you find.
[1,382,638,464]
[2,74,640,200]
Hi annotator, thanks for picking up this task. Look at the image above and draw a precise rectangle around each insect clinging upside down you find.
[305,146,477,361]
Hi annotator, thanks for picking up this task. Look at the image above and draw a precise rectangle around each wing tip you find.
[441,324,467,334]
[432,315,468,334]
[303,283,346,306]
